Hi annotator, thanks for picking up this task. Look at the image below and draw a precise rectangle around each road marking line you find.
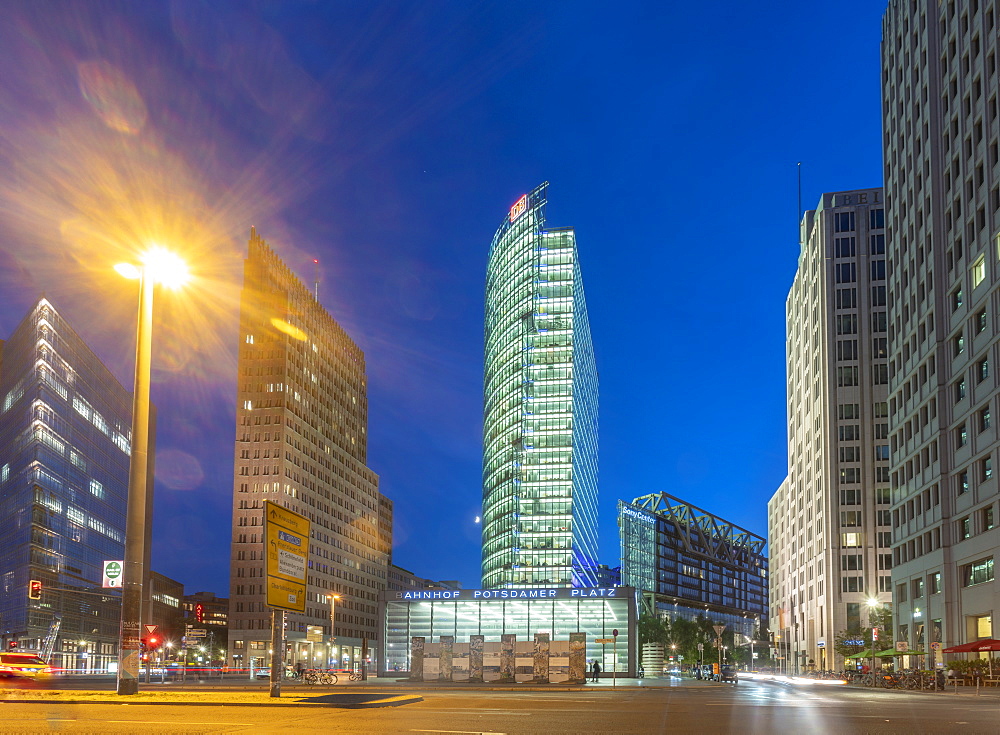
[103,721,244,726]
[416,710,531,716]
[411,731,506,734]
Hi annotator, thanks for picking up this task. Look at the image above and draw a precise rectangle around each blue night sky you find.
[0,1,886,594]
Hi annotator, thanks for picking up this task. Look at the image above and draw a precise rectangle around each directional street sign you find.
[595,638,614,644]
[103,560,124,588]
[264,500,310,613]
[186,628,207,638]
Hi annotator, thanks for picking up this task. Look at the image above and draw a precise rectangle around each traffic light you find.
[195,603,204,623]
[28,580,42,600]
[147,635,161,651]
[7,641,17,650]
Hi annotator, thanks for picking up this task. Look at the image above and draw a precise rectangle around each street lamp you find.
[866,597,881,686]
[114,248,188,696]
[329,593,340,668]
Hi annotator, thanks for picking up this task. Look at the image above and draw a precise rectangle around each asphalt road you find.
[2,679,999,734]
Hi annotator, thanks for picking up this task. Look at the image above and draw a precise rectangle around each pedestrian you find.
[295,660,305,678]
[591,659,601,682]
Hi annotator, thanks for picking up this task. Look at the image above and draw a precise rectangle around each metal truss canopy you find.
[630,492,767,563]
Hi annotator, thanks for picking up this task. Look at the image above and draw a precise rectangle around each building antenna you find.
[797,162,803,245]
[312,258,320,301]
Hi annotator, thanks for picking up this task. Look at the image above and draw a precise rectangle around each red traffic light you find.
[28,580,42,599]
[147,636,161,651]
[7,641,17,650]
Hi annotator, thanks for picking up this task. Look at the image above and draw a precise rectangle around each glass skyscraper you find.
[0,298,136,671]
[482,182,599,589]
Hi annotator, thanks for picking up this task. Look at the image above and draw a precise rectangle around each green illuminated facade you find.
[482,182,599,589]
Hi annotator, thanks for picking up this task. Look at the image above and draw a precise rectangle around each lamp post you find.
[866,597,880,687]
[329,593,340,669]
[114,249,187,695]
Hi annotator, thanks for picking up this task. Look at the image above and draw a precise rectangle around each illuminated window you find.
[973,255,987,287]
[963,557,994,586]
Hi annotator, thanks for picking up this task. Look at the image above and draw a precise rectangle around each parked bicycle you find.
[348,670,363,682]
[302,669,338,685]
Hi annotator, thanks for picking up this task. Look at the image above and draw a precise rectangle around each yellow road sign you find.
[264,501,310,613]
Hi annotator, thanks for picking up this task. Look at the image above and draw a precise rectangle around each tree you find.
[833,605,894,659]
[637,611,669,648]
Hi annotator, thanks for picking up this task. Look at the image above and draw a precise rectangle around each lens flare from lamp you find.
[115,263,141,279]
[143,247,189,288]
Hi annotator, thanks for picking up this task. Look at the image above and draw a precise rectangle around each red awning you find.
[942,639,1000,653]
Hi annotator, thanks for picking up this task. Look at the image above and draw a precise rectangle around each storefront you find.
[380,586,637,681]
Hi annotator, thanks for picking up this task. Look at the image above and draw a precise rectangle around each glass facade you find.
[381,587,635,675]
[482,183,598,589]
[620,495,768,636]
[0,299,133,671]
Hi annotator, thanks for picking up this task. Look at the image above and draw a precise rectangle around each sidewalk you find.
[332,674,705,690]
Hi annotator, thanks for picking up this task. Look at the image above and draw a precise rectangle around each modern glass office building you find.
[620,493,768,640]
[0,298,135,671]
[482,182,599,589]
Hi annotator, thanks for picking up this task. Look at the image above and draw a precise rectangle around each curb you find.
[0,695,424,709]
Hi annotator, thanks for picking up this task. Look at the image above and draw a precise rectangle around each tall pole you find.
[116,271,153,696]
[871,626,877,687]
[269,609,284,697]
[330,594,339,669]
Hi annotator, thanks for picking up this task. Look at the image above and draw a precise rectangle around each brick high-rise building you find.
[228,229,392,672]
[882,0,999,653]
